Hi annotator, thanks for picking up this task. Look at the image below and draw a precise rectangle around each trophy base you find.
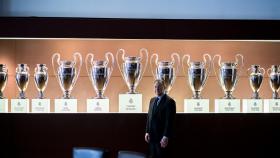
[37,91,46,99]
[60,96,75,99]
[18,91,27,99]
[94,92,107,99]
[223,92,235,99]
[126,91,139,94]
[192,92,202,99]
[252,92,261,99]
[94,96,108,99]
[0,91,5,99]
[272,92,279,99]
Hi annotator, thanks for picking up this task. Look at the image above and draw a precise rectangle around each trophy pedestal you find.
[264,99,280,113]
[0,99,8,113]
[119,94,142,113]
[215,99,241,113]
[54,99,77,113]
[31,99,50,113]
[184,99,209,113]
[87,99,109,113]
[242,99,263,113]
[11,99,29,113]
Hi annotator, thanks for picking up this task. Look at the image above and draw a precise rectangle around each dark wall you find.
[0,113,279,158]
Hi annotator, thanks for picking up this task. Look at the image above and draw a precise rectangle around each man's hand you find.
[145,133,150,143]
[160,136,168,148]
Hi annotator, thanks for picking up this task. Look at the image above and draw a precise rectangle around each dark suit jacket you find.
[146,94,176,142]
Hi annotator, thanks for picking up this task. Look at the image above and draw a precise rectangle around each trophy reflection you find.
[213,54,244,99]
[16,64,30,99]
[248,65,265,99]
[52,52,82,99]
[0,64,8,99]
[268,65,280,99]
[34,64,48,99]
[182,54,211,99]
[150,53,180,94]
[116,48,148,94]
[86,52,114,99]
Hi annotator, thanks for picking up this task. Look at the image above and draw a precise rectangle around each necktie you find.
[152,97,159,114]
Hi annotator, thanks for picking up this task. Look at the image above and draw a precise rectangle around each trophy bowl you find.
[16,64,30,99]
[150,53,180,94]
[268,65,280,99]
[34,64,48,99]
[116,48,148,94]
[52,52,82,99]
[248,65,264,99]
[86,52,114,99]
[0,64,8,99]
[213,54,244,99]
[182,54,211,99]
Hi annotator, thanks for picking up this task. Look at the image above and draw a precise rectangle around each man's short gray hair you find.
[154,79,166,88]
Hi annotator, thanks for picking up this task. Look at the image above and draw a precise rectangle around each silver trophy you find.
[86,52,114,99]
[150,53,180,94]
[116,48,148,94]
[213,54,244,99]
[0,64,8,99]
[34,64,48,99]
[248,65,265,99]
[16,64,30,99]
[267,65,280,99]
[52,52,82,99]
[182,54,211,99]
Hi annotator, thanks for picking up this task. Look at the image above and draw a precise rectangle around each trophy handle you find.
[52,53,60,82]
[150,53,159,79]
[105,52,115,77]
[203,53,212,78]
[139,48,149,83]
[171,53,180,76]
[26,65,30,73]
[247,67,252,76]
[181,54,190,76]
[267,68,272,77]
[116,49,126,81]
[85,53,94,81]
[235,54,244,77]
[260,67,265,75]
[73,52,83,88]
[212,54,222,86]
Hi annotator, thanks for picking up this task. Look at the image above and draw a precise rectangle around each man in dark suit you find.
[145,79,176,158]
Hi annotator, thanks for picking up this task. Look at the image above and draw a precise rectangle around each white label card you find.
[184,99,209,113]
[215,99,241,113]
[54,99,77,113]
[87,99,109,113]
[0,99,8,113]
[31,99,50,113]
[264,99,280,113]
[119,94,142,113]
[242,99,263,113]
[11,99,29,113]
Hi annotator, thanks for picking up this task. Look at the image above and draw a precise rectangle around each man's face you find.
[154,82,164,96]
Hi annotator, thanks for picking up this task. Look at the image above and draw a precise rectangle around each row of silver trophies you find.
[0,49,280,100]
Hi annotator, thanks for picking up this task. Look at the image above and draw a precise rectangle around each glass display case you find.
[0,17,280,113]
[0,17,280,158]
